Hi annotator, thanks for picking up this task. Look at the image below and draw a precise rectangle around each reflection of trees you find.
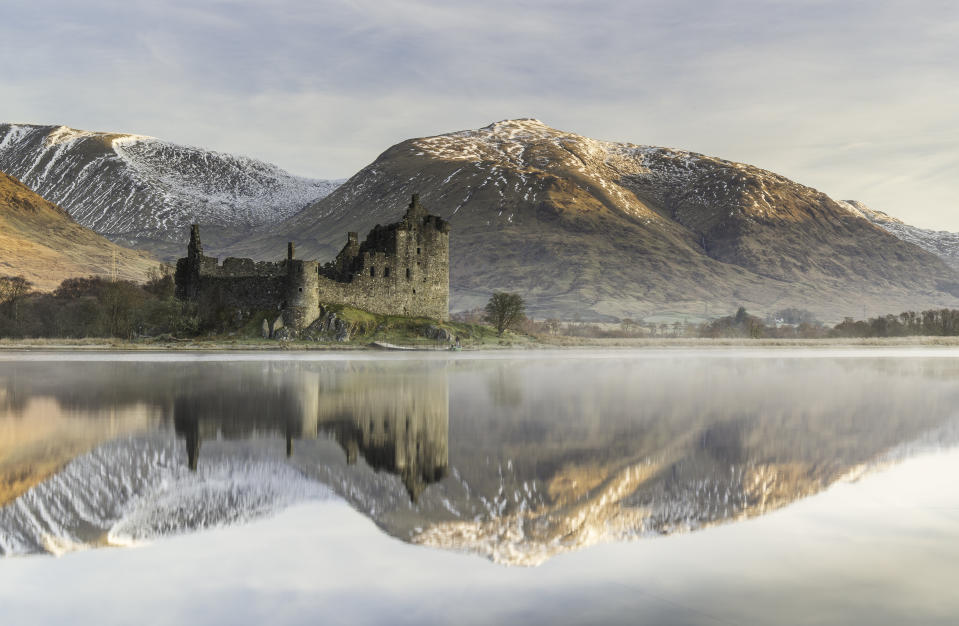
[0,382,27,415]
[486,364,523,408]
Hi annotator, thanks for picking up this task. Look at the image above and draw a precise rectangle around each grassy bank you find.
[5,335,959,351]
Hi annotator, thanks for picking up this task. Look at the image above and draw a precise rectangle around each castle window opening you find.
[384,267,390,277]
[406,268,411,280]
[370,266,375,277]
[417,247,421,255]
[298,287,303,292]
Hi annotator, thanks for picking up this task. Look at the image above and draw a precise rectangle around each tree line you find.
[831,309,959,338]
[463,301,959,340]
[696,306,959,339]
[0,270,197,339]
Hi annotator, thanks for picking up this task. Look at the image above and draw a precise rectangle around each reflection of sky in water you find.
[1,350,958,623]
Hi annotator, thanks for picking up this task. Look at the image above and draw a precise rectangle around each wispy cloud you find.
[1,0,957,228]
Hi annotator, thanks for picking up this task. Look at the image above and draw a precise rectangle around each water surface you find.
[0,350,957,624]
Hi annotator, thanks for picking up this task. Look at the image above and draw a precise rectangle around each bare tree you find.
[0,275,33,327]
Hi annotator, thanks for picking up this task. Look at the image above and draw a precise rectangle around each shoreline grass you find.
[5,335,959,351]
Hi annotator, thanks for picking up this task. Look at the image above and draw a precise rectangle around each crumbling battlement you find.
[174,194,450,332]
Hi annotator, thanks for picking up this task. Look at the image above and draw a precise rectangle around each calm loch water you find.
[0,350,957,624]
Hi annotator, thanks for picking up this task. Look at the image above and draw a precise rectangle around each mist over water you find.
[0,350,957,623]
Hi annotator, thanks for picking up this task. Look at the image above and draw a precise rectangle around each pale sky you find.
[1,0,957,229]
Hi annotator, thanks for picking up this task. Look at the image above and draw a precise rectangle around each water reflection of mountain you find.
[2,355,959,563]
[0,360,451,555]
[377,357,959,564]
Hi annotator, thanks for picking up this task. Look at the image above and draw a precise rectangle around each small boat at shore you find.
[369,341,454,351]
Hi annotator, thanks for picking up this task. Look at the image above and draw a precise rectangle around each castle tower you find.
[188,224,203,259]
[395,194,450,320]
[284,258,320,332]
[330,232,361,279]
[175,224,206,300]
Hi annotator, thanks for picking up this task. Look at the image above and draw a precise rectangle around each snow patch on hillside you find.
[838,200,959,270]
[0,123,342,242]
[407,118,826,225]
[112,135,341,228]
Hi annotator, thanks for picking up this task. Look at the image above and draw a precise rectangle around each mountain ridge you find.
[6,118,958,321]
[0,123,342,259]
[230,119,959,320]
[838,199,959,271]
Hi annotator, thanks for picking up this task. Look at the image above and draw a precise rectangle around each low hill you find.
[0,123,341,259]
[0,172,157,290]
[231,119,959,321]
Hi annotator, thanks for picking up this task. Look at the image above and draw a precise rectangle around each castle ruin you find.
[174,194,450,332]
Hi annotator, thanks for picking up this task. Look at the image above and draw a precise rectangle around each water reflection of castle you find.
[173,365,449,501]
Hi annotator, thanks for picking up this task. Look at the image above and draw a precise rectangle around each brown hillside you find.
[226,119,959,321]
[0,171,158,290]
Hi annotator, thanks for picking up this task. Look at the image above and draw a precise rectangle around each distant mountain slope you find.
[0,172,157,290]
[838,200,959,271]
[232,119,959,320]
[0,123,341,259]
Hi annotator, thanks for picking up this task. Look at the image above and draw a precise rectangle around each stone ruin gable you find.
[318,194,450,321]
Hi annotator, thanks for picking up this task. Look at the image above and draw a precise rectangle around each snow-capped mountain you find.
[4,119,958,320]
[234,118,959,320]
[838,200,959,271]
[0,123,341,258]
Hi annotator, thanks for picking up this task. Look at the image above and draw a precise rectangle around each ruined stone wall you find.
[175,195,450,331]
[182,256,287,313]
[315,211,450,321]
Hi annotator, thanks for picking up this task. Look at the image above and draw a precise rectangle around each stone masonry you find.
[174,194,450,331]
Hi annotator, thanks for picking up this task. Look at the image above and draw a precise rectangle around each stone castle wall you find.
[174,255,287,314]
[174,195,450,332]
[316,220,449,319]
